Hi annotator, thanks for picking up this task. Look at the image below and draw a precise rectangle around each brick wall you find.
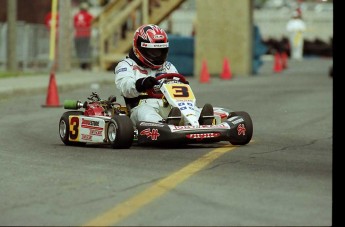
[0,0,51,24]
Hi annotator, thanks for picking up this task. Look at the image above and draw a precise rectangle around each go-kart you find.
[58,73,253,149]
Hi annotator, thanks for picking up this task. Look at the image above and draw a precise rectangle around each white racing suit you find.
[115,57,180,126]
[286,18,306,60]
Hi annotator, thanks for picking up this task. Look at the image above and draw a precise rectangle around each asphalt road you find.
[0,58,333,226]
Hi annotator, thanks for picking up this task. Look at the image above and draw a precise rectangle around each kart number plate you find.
[69,116,105,143]
[165,84,195,100]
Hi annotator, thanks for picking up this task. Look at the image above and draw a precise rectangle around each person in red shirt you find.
[45,12,59,31]
[73,2,93,70]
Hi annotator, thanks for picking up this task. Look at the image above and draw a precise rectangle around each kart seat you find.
[122,95,148,117]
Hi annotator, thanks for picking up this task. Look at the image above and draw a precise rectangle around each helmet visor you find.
[140,42,169,66]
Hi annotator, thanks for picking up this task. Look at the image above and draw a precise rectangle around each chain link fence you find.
[0,22,51,72]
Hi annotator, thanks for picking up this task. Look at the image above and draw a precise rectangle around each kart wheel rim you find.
[59,120,67,138]
[108,123,117,142]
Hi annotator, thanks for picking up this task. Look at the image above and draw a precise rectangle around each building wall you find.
[194,0,253,77]
[254,9,333,42]
[0,0,51,24]
[162,0,333,42]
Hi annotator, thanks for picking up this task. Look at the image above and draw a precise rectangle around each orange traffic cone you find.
[273,52,283,73]
[221,58,232,80]
[42,72,62,107]
[281,52,288,69]
[200,60,210,83]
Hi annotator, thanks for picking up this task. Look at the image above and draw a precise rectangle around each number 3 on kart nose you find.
[165,84,195,100]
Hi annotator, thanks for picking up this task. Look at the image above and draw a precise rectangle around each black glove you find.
[108,95,117,103]
[135,76,158,92]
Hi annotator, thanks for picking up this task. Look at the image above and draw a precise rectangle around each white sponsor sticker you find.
[228,117,244,125]
[169,123,230,132]
[141,42,169,48]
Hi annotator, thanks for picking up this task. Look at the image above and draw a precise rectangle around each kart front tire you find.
[59,111,86,146]
[228,111,253,145]
[107,115,134,149]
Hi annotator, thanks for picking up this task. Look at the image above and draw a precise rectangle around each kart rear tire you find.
[228,111,253,145]
[107,115,134,149]
[59,111,86,146]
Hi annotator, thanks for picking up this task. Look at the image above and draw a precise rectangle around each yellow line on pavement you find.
[83,145,237,226]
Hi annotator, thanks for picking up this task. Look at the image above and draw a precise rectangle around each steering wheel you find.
[147,73,187,99]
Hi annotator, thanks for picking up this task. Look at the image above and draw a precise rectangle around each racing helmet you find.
[133,24,169,69]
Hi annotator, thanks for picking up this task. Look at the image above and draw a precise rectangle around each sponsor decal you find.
[82,119,99,126]
[115,67,127,74]
[81,134,92,141]
[154,34,164,39]
[165,62,171,69]
[81,118,103,130]
[141,42,169,48]
[140,128,160,140]
[133,65,148,74]
[186,133,220,139]
[172,99,193,102]
[90,129,103,136]
[176,102,194,111]
[237,124,246,136]
[139,122,165,127]
[170,124,229,131]
[177,102,194,110]
[229,117,244,125]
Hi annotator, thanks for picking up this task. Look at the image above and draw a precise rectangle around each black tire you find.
[59,111,86,146]
[107,115,134,149]
[228,111,253,145]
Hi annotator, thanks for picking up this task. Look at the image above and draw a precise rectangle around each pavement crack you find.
[204,160,241,171]
[65,177,163,207]
[117,177,161,192]
[252,137,330,155]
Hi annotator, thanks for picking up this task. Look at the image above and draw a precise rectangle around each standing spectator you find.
[286,9,306,60]
[73,2,94,70]
[44,11,59,68]
[45,11,59,31]
[252,24,267,75]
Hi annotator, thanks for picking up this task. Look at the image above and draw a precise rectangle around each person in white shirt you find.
[286,10,306,60]
[114,24,213,127]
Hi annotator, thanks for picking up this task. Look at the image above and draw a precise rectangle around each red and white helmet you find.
[133,24,169,69]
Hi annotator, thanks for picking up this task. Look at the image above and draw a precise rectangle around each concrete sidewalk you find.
[0,58,333,99]
[0,70,115,99]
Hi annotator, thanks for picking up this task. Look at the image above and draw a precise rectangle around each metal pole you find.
[58,0,72,72]
[49,0,58,72]
[142,0,149,24]
[7,0,17,71]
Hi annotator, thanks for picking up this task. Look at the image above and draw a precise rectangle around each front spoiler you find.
[136,116,248,145]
